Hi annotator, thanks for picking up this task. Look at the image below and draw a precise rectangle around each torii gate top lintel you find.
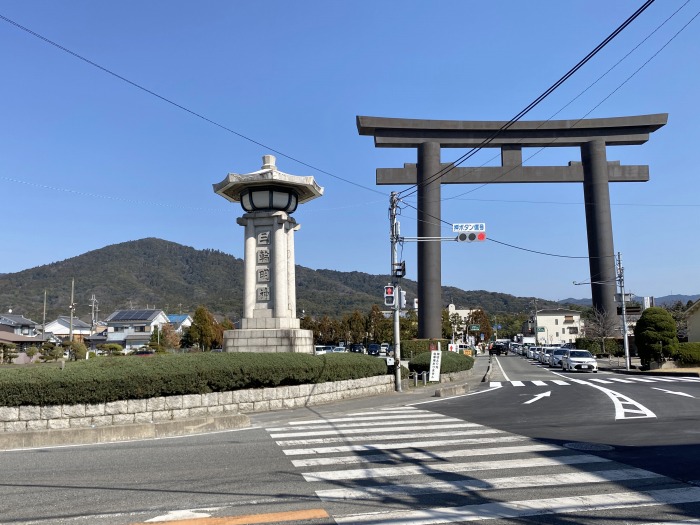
[356,114,668,148]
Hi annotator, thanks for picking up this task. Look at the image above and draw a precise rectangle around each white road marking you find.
[316,468,663,501]
[492,356,510,381]
[291,443,561,467]
[282,435,528,455]
[270,422,491,438]
[282,413,439,427]
[551,379,570,385]
[531,380,547,386]
[489,381,502,388]
[652,387,695,398]
[333,487,700,524]
[523,391,551,405]
[511,380,525,386]
[589,378,614,384]
[275,428,502,446]
[302,454,610,482]
[606,377,635,383]
[267,417,458,432]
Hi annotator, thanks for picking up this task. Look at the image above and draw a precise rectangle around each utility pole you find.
[389,192,402,392]
[69,278,76,342]
[89,294,99,335]
[617,252,631,371]
[42,290,47,344]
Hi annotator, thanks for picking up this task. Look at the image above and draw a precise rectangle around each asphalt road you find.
[2,354,700,524]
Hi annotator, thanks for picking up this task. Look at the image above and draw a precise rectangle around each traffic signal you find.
[457,231,487,242]
[400,290,407,309]
[384,285,396,306]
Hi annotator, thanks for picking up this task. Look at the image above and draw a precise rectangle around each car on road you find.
[367,343,381,356]
[380,343,390,355]
[349,343,366,354]
[528,346,540,360]
[549,348,567,368]
[561,349,598,372]
[314,345,333,355]
[539,347,555,364]
[489,342,507,356]
[330,346,346,353]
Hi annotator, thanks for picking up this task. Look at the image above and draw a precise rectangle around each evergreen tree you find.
[188,305,216,351]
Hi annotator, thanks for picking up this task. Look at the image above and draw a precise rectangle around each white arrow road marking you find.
[555,374,656,420]
[523,391,551,405]
[652,387,695,398]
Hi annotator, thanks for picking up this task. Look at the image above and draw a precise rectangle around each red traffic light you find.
[477,232,486,241]
[384,285,395,296]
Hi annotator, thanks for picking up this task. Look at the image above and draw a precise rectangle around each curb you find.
[0,413,250,451]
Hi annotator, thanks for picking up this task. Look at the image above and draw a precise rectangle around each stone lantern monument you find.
[213,155,323,353]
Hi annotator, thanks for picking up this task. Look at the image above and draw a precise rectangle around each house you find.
[533,308,583,345]
[104,309,170,351]
[685,300,700,343]
[43,316,93,343]
[0,313,39,337]
[167,314,193,334]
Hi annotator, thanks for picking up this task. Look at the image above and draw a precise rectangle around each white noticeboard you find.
[429,350,442,382]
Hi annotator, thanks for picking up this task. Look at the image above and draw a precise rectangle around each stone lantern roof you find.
[213,155,324,205]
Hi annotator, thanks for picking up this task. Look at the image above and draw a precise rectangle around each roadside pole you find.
[389,193,402,391]
[617,252,631,371]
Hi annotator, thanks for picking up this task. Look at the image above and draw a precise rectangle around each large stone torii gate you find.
[357,114,667,339]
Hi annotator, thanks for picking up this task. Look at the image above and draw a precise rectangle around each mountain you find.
[1,238,575,324]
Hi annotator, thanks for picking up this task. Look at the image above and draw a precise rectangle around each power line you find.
[0,13,386,197]
[398,0,657,200]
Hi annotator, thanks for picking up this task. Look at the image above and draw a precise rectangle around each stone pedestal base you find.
[222,327,313,354]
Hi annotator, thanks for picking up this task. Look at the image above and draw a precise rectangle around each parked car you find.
[367,343,381,356]
[349,343,366,354]
[331,346,346,353]
[549,348,567,368]
[380,343,390,355]
[561,349,598,372]
[314,345,333,355]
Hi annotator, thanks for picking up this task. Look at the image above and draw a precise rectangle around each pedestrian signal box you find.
[384,285,396,306]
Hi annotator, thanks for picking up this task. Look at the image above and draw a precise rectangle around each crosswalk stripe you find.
[606,377,635,383]
[628,377,656,382]
[283,413,441,427]
[333,487,700,524]
[302,454,610,482]
[551,379,569,385]
[589,378,614,384]
[282,435,528,456]
[531,380,547,386]
[315,467,663,501]
[511,380,525,386]
[268,417,456,432]
[291,443,561,467]
[270,422,490,438]
[489,381,502,387]
[275,428,503,446]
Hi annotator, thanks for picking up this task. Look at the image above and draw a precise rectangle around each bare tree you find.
[583,308,619,355]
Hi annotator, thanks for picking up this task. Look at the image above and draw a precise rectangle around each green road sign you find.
[537,327,545,332]
[469,324,480,331]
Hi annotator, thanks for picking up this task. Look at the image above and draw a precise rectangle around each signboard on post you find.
[469,324,480,331]
[429,350,442,382]
[537,327,545,332]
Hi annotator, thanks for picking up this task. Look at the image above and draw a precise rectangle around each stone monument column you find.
[213,155,323,353]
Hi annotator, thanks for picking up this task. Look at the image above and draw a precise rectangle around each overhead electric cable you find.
[0,13,385,196]
[398,0,656,200]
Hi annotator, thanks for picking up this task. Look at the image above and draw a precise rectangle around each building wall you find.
[688,308,700,343]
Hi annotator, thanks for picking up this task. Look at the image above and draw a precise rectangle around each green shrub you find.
[634,307,679,366]
[672,342,700,366]
[0,352,388,407]
[407,351,474,374]
[400,339,450,360]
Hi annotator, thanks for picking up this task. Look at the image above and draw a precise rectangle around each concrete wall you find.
[0,374,394,434]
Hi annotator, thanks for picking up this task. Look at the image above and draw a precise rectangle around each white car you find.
[549,348,567,368]
[561,349,598,372]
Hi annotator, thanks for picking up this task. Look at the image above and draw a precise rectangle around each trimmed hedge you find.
[0,352,388,407]
[401,339,450,360]
[672,342,700,366]
[407,351,474,374]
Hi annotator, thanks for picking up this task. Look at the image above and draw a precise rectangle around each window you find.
[555,319,559,325]
[568,327,579,334]
[564,315,574,323]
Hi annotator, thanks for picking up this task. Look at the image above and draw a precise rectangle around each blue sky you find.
[1,1,698,303]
